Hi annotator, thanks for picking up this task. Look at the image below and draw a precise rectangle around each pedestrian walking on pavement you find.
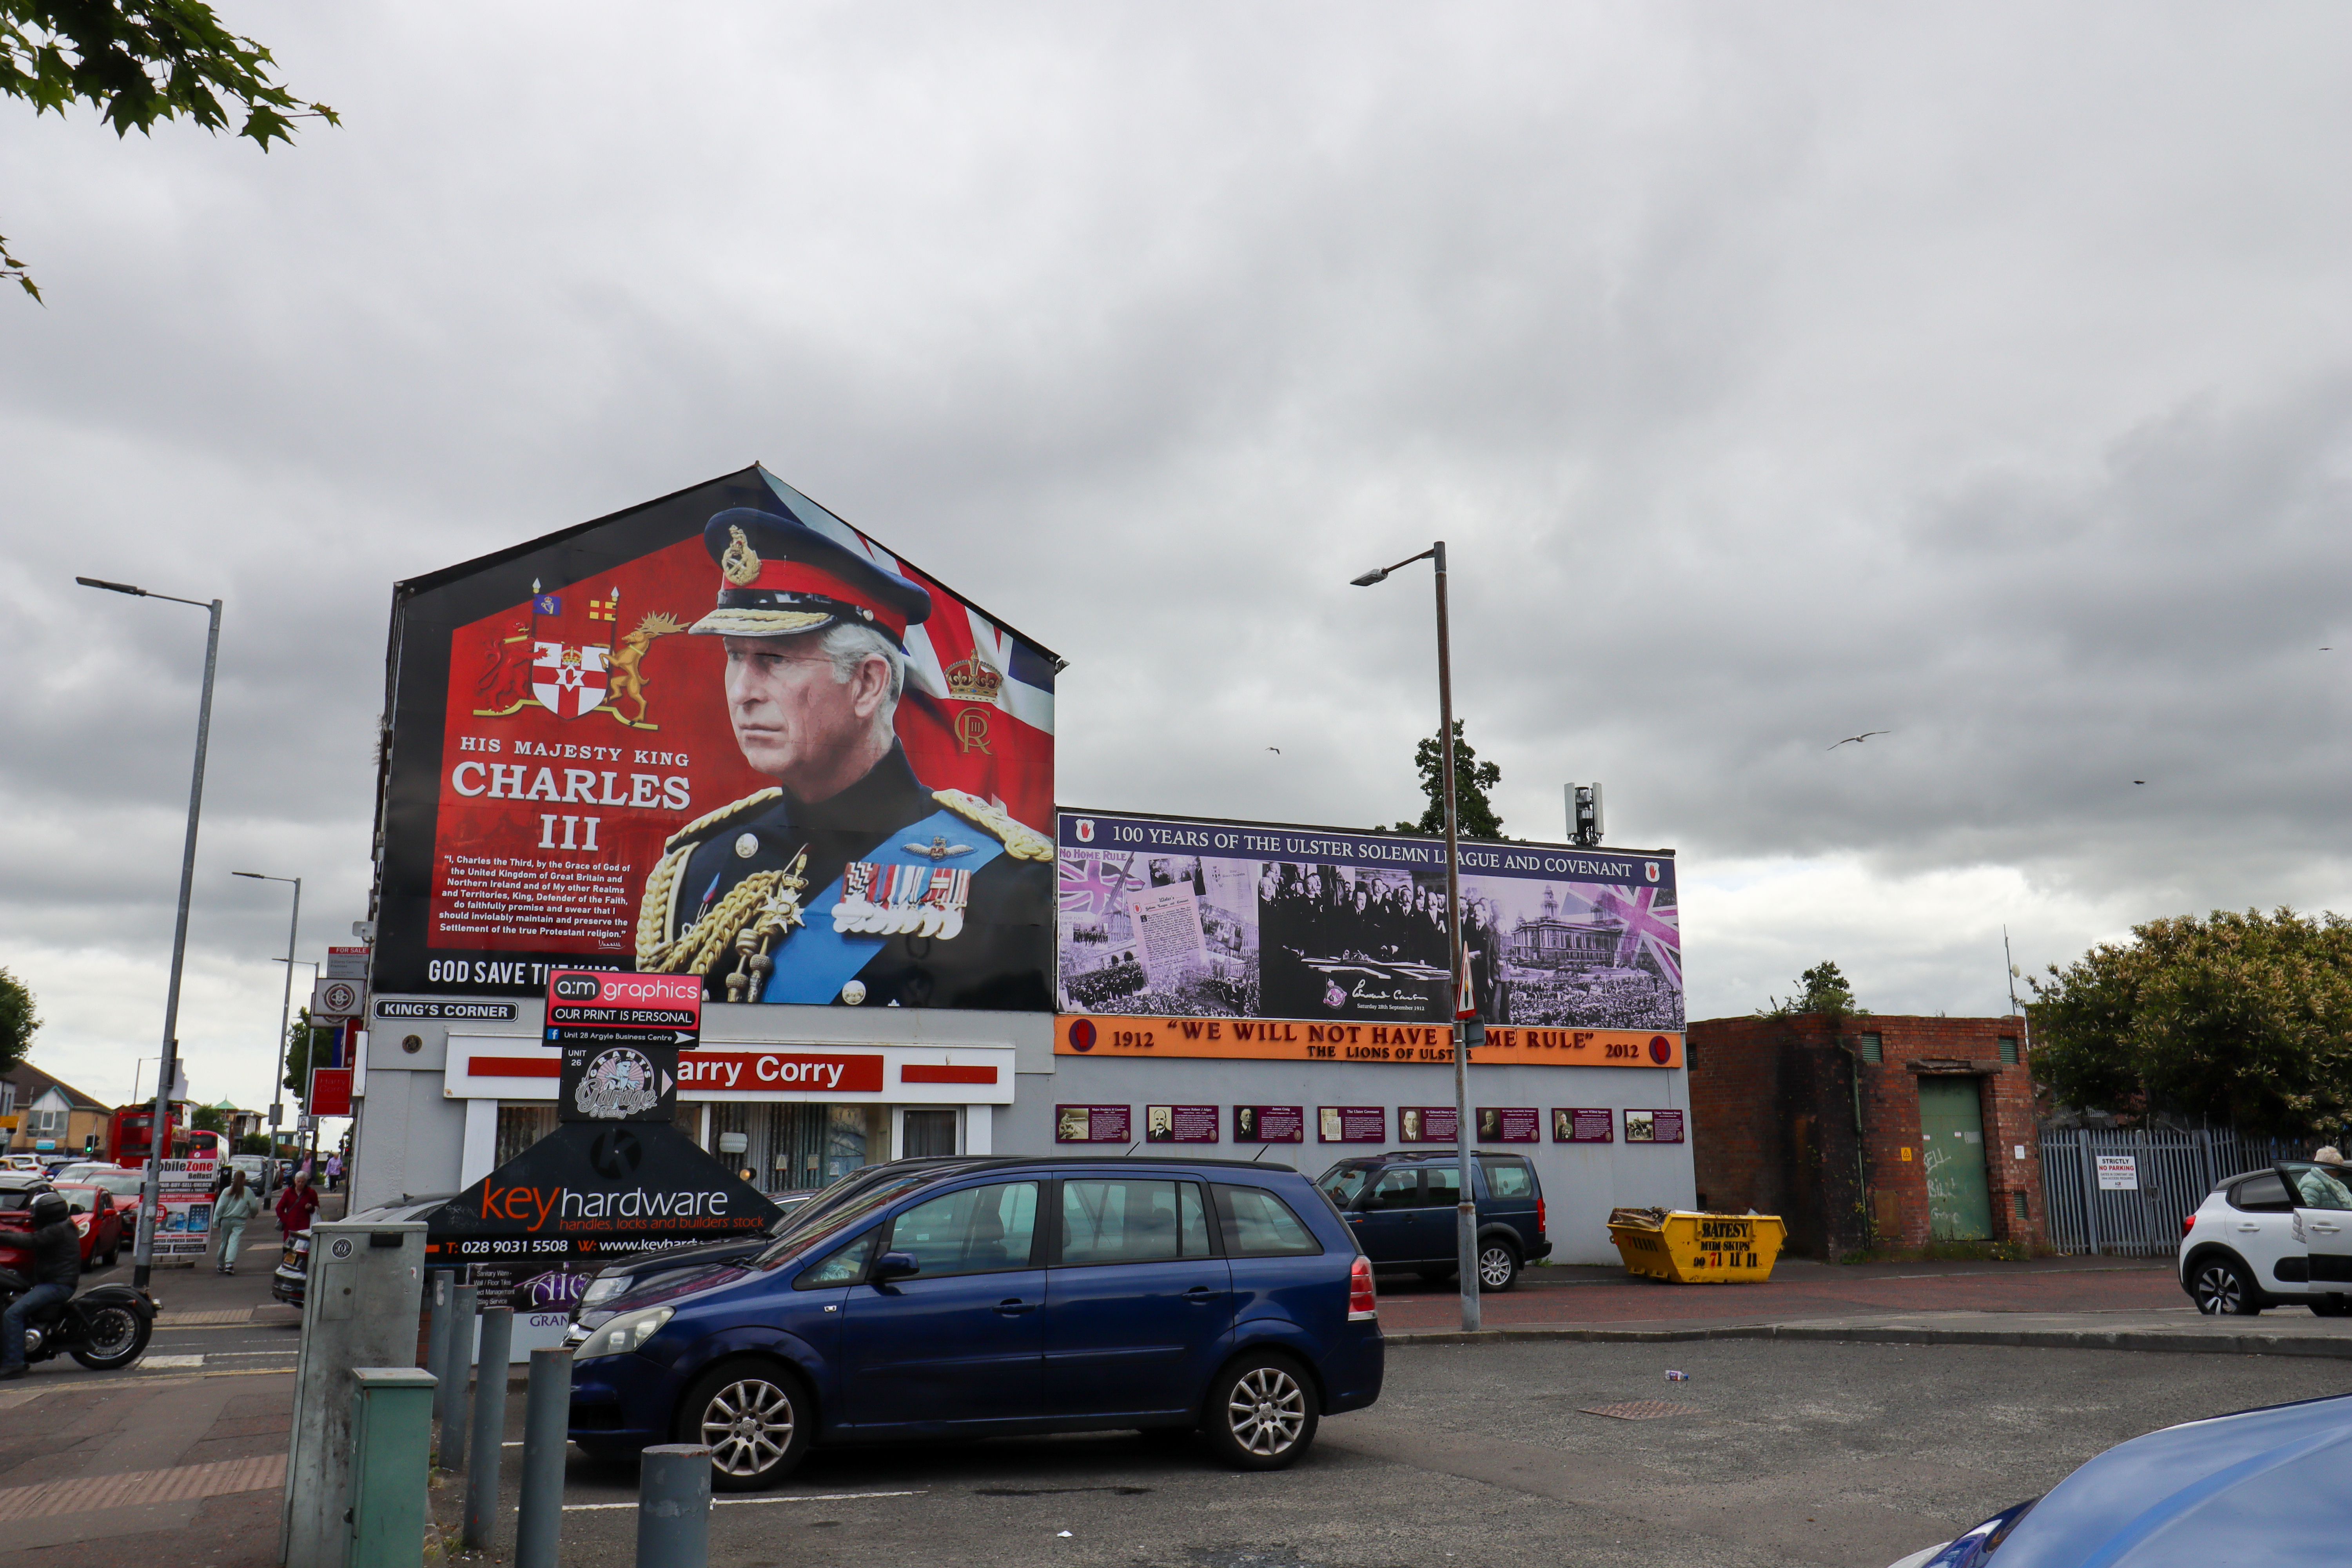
[324,1151,343,1192]
[213,1171,261,1275]
[275,1171,318,1238]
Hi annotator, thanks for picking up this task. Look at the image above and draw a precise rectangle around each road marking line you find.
[158,1310,255,1326]
[0,1453,285,1521]
[140,1355,205,1368]
[562,1490,921,1512]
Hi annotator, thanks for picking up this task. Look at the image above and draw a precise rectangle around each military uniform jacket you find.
[636,744,1053,1010]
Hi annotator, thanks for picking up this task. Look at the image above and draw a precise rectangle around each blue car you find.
[1887,1390,2352,1566]
[568,1156,1384,1488]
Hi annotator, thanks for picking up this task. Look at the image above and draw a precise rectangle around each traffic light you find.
[1567,782,1604,846]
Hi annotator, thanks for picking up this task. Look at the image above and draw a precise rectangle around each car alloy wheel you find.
[1477,1242,1519,1292]
[699,1377,798,1480]
[1226,1365,1308,1458]
[2191,1260,2247,1315]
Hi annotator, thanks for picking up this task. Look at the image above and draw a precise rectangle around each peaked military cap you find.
[688,506,933,644]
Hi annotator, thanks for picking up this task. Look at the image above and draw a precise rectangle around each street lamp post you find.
[234,873,302,1151]
[1351,541,1480,1332]
[78,575,221,1291]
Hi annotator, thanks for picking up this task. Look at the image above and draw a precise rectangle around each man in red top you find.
[275,1171,318,1235]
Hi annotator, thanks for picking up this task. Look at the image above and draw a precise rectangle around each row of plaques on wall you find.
[1054,1103,1687,1146]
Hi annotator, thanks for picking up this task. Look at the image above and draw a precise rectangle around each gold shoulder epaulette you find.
[662,788,782,854]
[932,789,1053,862]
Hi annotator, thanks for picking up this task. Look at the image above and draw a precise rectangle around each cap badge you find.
[734,832,760,859]
[720,524,762,587]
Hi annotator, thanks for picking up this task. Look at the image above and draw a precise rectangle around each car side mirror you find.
[871,1250,921,1285]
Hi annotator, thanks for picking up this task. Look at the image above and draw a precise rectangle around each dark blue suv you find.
[568,1156,1383,1488]
[1317,1151,1550,1290]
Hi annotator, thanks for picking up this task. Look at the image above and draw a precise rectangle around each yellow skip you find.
[1607,1207,1786,1283]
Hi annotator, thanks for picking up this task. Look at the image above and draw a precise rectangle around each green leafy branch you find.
[2,0,338,299]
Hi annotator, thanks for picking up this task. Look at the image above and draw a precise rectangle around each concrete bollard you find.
[514,1347,573,1568]
[436,1283,477,1473]
[463,1305,514,1551]
[426,1270,456,1425]
[635,1445,711,1568]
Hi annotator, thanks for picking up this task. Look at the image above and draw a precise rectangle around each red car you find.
[0,1182,130,1271]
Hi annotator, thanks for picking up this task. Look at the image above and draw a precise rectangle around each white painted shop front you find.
[352,996,1689,1266]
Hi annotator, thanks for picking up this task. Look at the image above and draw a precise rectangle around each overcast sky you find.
[5,3,2350,1112]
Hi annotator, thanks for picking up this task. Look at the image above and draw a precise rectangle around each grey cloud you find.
[4,2,2352,1103]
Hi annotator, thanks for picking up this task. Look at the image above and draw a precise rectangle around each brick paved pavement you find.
[1373,1254,2187,1334]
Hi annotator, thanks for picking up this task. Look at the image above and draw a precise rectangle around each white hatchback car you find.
[2178,1160,2352,1316]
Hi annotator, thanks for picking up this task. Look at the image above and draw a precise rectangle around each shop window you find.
[1858,1033,1883,1064]
[495,1104,557,1165]
[711,1102,893,1194]
[903,1108,958,1158]
[1998,1036,2019,1065]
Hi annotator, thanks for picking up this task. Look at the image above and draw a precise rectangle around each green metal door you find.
[1917,1077,1993,1241]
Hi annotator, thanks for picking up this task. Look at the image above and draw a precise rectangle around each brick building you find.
[1686,1014,2044,1258]
[0,1063,113,1158]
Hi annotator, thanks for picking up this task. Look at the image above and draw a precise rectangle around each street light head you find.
[75,576,147,597]
[233,871,264,880]
[1350,568,1390,587]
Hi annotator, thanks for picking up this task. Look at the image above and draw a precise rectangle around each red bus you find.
[111,1104,194,1167]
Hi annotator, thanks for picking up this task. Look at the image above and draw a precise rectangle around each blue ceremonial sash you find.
[759,809,1008,1004]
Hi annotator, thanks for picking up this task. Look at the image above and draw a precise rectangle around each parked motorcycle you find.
[0,1268,157,1370]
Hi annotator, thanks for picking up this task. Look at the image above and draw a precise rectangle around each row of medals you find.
[831,862,972,939]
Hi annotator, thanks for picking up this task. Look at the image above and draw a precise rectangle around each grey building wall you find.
[356,997,1685,1266]
[994,1055,1693,1267]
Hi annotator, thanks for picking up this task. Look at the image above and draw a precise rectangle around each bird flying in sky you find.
[1827,731,1889,750]
[1267,746,1281,754]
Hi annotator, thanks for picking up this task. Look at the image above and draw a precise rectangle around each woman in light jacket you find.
[213,1170,262,1276]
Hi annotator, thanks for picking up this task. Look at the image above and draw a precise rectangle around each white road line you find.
[139,1355,205,1368]
[563,1489,921,1512]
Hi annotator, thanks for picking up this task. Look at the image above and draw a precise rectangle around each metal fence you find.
[2037,1126,2318,1257]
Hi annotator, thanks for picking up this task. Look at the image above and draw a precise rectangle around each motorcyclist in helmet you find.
[0,1190,80,1379]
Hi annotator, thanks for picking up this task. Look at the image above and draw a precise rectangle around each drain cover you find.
[1581,1400,1703,1421]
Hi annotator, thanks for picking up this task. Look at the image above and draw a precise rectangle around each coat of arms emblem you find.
[533,641,610,719]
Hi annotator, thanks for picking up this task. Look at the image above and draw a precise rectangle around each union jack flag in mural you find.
[1593,885,1681,987]
[1058,852,1148,920]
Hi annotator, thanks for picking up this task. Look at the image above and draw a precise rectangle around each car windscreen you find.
[1318,1164,1373,1209]
[754,1170,943,1269]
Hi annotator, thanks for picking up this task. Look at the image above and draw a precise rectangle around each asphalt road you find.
[465,1336,2352,1568]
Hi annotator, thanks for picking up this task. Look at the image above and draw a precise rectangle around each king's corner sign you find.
[1056,1013,1682,1069]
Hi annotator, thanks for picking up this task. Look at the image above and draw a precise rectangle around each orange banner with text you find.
[1056,1014,1681,1068]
